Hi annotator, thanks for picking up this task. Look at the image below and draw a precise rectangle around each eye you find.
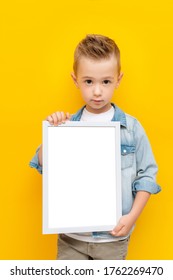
[103,80,111,84]
[85,79,92,85]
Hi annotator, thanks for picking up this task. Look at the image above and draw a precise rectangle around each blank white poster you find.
[43,121,121,234]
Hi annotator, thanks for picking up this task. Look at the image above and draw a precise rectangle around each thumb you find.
[111,223,124,235]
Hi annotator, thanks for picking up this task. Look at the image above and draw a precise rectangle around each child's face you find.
[71,55,123,114]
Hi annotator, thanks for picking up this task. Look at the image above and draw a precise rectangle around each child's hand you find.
[46,111,71,125]
[110,214,135,237]
[110,191,150,237]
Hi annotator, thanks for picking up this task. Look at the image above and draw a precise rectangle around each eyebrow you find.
[82,76,114,79]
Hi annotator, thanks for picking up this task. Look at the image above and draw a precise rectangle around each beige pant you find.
[57,234,130,260]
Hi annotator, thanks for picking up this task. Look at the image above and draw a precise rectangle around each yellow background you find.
[0,0,172,259]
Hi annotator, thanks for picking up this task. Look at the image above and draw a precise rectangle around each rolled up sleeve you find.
[132,120,161,195]
[29,145,42,174]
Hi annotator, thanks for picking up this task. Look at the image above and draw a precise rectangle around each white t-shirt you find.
[65,105,125,243]
[80,105,114,122]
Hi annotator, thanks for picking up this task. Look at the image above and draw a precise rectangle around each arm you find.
[110,191,150,237]
[29,111,71,173]
[111,120,161,237]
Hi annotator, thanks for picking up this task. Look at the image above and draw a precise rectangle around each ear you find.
[71,72,79,88]
[115,72,124,89]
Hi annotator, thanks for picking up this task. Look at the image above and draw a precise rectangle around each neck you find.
[85,103,112,114]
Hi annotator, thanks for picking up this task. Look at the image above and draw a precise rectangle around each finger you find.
[60,111,66,123]
[51,112,59,125]
[46,115,54,125]
[110,224,124,235]
[113,228,127,237]
[54,111,64,125]
[66,112,71,120]
[113,223,124,233]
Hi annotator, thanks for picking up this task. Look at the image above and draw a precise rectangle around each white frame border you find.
[43,121,122,234]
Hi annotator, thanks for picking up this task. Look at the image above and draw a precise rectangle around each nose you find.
[93,84,102,96]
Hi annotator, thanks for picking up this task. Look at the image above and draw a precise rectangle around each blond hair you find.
[73,34,121,75]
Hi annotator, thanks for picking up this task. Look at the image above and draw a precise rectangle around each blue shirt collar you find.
[71,103,127,127]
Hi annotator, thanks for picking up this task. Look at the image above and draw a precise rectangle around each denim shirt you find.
[29,103,161,239]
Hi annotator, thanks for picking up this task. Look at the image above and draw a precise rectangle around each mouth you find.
[92,100,103,103]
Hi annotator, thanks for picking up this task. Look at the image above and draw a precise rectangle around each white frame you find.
[43,121,122,234]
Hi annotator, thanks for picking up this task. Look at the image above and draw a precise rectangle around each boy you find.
[30,34,161,260]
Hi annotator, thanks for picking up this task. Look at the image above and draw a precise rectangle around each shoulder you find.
[124,113,149,145]
[124,112,142,131]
